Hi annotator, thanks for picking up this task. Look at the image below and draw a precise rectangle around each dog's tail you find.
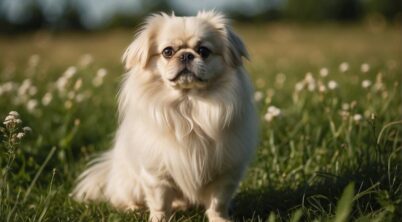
[71,151,112,202]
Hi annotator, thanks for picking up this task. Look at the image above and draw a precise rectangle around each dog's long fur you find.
[72,11,258,222]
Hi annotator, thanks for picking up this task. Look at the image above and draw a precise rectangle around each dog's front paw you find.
[208,216,232,222]
[149,211,168,222]
[206,209,232,222]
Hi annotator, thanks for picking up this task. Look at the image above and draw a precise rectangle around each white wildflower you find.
[9,111,19,117]
[375,72,384,91]
[42,92,53,106]
[3,111,20,126]
[304,72,314,83]
[267,106,281,116]
[339,62,349,72]
[319,68,329,77]
[16,132,25,139]
[2,82,17,92]
[92,77,103,87]
[92,68,108,87]
[23,126,32,132]
[254,91,263,102]
[74,78,83,91]
[264,113,274,122]
[18,79,32,96]
[361,80,372,88]
[360,63,370,73]
[79,54,94,67]
[318,84,326,92]
[353,114,362,123]
[28,86,37,96]
[63,66,77,79]
[264,105,281,122]
[96,68,108,78]
[56,76,68,92]
[328,80,338,90]
[295,82,304,92]
[26,99,38,112]
[342,103,350,110]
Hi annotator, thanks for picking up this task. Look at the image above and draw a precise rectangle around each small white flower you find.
[63,66,77,78]
[16,132,25,139]
[79,54,94,67]
[26,99,38,112]
[360,63,370,73]
[307,82,316,91]
[362,80,372,88]
[9,111,19,117]
[42,92,53,106]
[74,78,83,91]
[353,114,362,122]
[295,82,304,92]
[92,77,103,87]
[267,106,281,116]
[18,79,32,96]
[23,126,32,132]
[5,115,15,122]
[342,103,350,110]
[56,76,68,92]
[304,72,314,84]
[264,112,274,122]
[328,80,338,90]
[254,91,263,102]
[339,62,349,72]
[96,68,108,78]
[319,68,329,77]
[2,82,17,92]
[318,84,326,92]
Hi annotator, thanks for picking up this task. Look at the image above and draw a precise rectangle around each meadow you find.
[0,23,401,221]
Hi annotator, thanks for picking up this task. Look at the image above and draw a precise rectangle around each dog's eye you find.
[197,47,210,59]
[162,47,174,58]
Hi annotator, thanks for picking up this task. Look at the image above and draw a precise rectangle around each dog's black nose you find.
[180,52,195,63]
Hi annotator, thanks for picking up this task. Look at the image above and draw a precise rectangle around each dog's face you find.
[123,11,249,90]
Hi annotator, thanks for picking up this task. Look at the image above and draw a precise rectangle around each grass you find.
[0,23,401,221]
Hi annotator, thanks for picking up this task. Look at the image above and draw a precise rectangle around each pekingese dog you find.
[72,10,258,222]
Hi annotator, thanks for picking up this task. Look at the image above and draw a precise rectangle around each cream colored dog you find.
[72,11,258,222]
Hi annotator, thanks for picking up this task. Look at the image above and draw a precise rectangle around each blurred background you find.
[0,0,401,32]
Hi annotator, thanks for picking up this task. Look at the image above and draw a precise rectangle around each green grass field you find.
[0,23,401,221]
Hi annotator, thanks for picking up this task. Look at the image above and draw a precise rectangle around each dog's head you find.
[122,11,249,90]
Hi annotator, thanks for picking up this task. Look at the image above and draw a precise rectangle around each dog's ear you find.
[226,27,249,66]
[197,10,249,67]
[122,13,167,70]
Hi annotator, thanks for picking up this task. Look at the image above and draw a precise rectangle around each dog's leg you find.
[144,181,175,222]
[203,178,238,222]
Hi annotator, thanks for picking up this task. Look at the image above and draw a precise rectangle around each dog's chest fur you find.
[155,96,238,201]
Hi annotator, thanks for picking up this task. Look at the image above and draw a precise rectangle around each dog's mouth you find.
[169,68,206,82]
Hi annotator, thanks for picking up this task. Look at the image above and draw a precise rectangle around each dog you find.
[72,10,258,222]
